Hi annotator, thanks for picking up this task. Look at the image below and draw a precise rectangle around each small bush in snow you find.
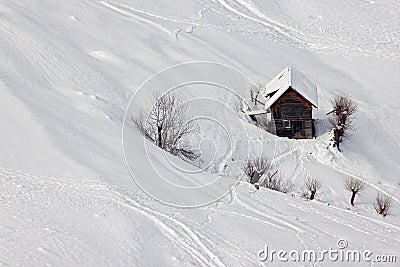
[260,173,292,193]
[132,93,200,161]
[373,193,392,217]
[243,157,291,193]
[303,177,322,200]
[328,95,358,151]
[344,177,366,206]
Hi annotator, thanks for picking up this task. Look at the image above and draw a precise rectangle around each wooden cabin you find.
[263,67,318,139]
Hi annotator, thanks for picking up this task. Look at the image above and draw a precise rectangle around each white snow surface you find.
[1,0,400,266]
[264,66,318,109]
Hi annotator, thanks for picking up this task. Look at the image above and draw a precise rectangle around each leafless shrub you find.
[328,95,358,151]
[249,81,265,106]
[344,177,366,206]
[248,81,273,132]
[255,114,272,132]
[373,193,392,217]
[243,157,271,185]
[132,93,200,161]
[303,177,322,200]
[260,172,292,193]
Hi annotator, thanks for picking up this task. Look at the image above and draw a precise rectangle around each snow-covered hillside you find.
[1,0,399,266]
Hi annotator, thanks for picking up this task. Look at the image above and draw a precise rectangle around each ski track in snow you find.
[207,207,285,230]
[269,137,400,218]
[0,167,319,266]
[0,25,82,86]
[209,0,400,59]
[293,201,400,249]
[87,0,400,59]
[232,185,326,256]
[3,165,398,265]
[114,196,226,267]
[232,187,305,233]
[0,167,224,266]
[101,196,226,267]
[2,164,400,264]
[108,3,171,36]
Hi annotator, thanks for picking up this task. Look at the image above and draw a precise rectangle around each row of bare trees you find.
[327,96,392,216]
[242,157,323,198]
[327,97,393,216]
[243,157,393,217]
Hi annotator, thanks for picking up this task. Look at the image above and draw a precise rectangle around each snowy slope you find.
[1,0,400,266]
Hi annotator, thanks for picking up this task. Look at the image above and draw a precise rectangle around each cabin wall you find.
[270,88,313,139]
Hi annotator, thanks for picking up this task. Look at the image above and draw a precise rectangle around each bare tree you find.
[304,177,322,200]
[243,156,291,193]
[250,81,265,106]
[243,157,291,193]
[132,93,200,161]
[247,81,272,131]
[260,172,292,193]
[243,157,271,186]
[344,177,366,206]
[328,95,358,151]
[373,193,393,217]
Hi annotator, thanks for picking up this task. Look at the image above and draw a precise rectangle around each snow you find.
[243,109,267,115]
[1,0,400,266]
[264,66,318,109]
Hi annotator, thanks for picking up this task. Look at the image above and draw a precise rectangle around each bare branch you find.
[329,94,358,151]
[344,177,366,206]
[303,177,322,200]
[373,193,392,217]
[260,172,292,193]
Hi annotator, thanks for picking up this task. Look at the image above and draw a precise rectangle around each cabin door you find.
[293,121,304,137]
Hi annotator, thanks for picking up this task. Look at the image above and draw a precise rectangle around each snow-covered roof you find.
[263,67,318,109]
[243,109,268,115]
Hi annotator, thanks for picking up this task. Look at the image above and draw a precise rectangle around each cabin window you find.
[283,120,291,129]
